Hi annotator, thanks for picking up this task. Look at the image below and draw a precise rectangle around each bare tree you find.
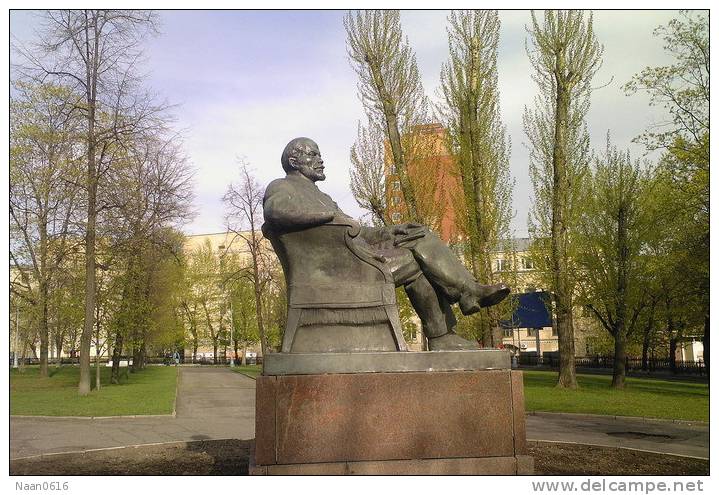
[344,10,431,224]
[524,10,603,388]
[223,162,276,357]
[14,9,163,395]
[439,10,515,346]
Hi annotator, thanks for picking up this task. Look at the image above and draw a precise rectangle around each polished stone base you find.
[262,349,511,375]
[253,368,531,475]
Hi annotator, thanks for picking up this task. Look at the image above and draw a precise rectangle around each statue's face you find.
[290,140,325,182]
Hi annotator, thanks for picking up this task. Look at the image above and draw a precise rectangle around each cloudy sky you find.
[10,10,682,237]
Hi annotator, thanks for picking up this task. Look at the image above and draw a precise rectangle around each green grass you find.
[523,370,709,422]
[230,364,262,379]
[10,365,178,417]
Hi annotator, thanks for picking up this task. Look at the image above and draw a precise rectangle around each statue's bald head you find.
[281,137,318,173]
[280,137,326,182]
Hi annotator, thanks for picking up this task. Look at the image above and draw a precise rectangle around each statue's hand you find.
[393,223,427,236]
[392,223,428,246]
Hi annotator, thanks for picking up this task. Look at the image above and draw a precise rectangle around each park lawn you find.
[523,370,709,422]
[230,365,262,379]
[10,365,177,417]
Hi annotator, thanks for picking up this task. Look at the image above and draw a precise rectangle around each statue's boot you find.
[458,283,511,316]
[404,232,510,314]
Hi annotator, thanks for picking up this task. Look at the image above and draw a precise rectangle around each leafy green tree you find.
[575,139,652,388]
[187,239,227,364]
[439,10,515,346]
[524,10,603,388]
[625,11,709,372]
[345,10,435,224]
[349,119,388,226]
[103,131,192,382]
[228,275,259,365]
[16,10,167,395]
[10,81,83,377]
[624,11,708,159]
[47,254,85,366]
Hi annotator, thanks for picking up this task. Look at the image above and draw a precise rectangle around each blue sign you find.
[500,291,552,329]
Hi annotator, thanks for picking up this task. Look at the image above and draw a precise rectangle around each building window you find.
[527,328,539,337]
[391,212,401,223]
[392,180,400,191]
[521,257,534,270]
[552,326,558,337]
[503,328,513,338]
[392,196,401,206]
[496,259,510,272]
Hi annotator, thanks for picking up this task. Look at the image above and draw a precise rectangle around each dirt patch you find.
[529,442,709,476]
[10,439,251,476]
[10,439,708,476]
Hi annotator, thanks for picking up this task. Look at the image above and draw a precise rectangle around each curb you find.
[12,438,708,463]
[12,414,175,420]
[527,439,710,461]
[10,437,241,462]
[526,410,709,426]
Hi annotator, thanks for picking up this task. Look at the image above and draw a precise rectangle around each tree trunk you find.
[111,331,123,384]
[38,279,50,377]
[365,57,420,222]
[611,332,626,388]
[669,337,677,374]
[139,342,146,370]
[95,350,101,390]
[641,332,650,372]
[703,314,709,378]
[131,344,142,373]
[251,242,269,356]
[79,112,97,396]
[641,305,655,372]
[551,66,577,389]
[95,303,102,390]
[213,341,218,365]
[55,332,64,366]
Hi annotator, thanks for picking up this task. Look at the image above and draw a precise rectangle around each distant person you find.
[173,351,180,366]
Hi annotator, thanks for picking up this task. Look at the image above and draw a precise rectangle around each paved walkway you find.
[526,412,708,459]
[10,368,709,460]
[10,368,256,459]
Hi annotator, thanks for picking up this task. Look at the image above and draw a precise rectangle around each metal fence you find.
[518,353,706,375]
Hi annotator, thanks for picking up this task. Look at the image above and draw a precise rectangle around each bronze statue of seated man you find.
[263,137,510,351]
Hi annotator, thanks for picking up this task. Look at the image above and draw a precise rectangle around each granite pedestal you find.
[251,350,533,475]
